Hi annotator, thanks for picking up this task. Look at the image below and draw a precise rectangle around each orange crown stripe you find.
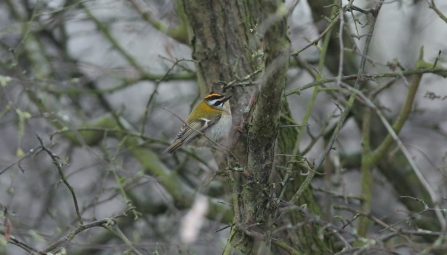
[204,93,223,99]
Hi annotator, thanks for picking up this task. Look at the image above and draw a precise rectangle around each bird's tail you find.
[163,141,183,154]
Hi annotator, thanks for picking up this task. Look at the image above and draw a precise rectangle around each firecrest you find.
[164,93,232,153]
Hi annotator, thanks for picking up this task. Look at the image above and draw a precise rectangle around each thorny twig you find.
[290,0,384,203]
[285,67,447,96]
[36,135,84,226]
[42,207,135,253]
[140,58,197,135]
[339,81,446,230]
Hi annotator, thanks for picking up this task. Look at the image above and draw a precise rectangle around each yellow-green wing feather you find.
[164,116,218,153]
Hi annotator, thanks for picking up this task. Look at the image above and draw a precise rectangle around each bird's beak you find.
[223,95,232,102]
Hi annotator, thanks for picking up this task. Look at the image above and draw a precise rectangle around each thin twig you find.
[290,0,384,203]
[336,5,345,88]
[428,0,447,24]
[42,208,133,253]
[285,67,447,96]
[217,69,261,92]
[339,82,446,229]
[140,58,196,135]
[0,145,42,175]
[291,15,341,56]
[103,220,144,255]
[36,135,84,226]
[0,229,43,254]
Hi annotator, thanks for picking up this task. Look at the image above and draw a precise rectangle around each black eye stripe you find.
[213,100,223,106]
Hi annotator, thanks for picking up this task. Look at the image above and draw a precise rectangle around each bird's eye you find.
[213,100,222,106]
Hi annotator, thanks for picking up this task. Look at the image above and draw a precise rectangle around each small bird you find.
[164,93,232,153]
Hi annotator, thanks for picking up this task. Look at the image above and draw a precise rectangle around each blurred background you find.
[1,0,447,254]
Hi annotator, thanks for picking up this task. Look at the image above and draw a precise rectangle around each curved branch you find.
[127,0,189,44]
[285,68,447,96]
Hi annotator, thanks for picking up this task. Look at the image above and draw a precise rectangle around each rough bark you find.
[178,0,322,253]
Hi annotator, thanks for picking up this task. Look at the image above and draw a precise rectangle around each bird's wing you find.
[164,115,221,153]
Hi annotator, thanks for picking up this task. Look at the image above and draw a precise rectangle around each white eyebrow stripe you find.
[207,99,223,106]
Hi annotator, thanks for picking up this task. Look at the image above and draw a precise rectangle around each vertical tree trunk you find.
[179,0,292,253]
[179,0,333,253]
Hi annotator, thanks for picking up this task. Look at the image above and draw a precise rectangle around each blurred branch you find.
[336,5,346,88]
[0,145,41,175]
[285,67,447,96]
[102,222,143,255]
[82,4,146,74]
[359,89,372,240]
[271,239,302,255]
[42,208,133,253]
[370,47,434,168]
[289,1,447,235]
[307,0,359,75]
[281,202,445,253]
[4,0,53,78]
[428,0,447,24]
[292,1,339,157]
[140,58,197,135]
[333,205,392,230]
[313,187,364,202]
[124,134,233,222]
[369,77,399,98]
[333,150,447,233]
[127,0,188,44]
[380,196,432,233]
[291,14,340,56]
[338,49,447,237]
[40,71,196,95]
[276,102,332,251]
[291,0,384,205]
[50,115,233,223]
[0,229,42,254]
[217,69,261,92]
[4,0,447,253]
[15,55,232,227]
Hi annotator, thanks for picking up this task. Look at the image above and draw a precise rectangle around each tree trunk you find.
[178,0,321,253]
